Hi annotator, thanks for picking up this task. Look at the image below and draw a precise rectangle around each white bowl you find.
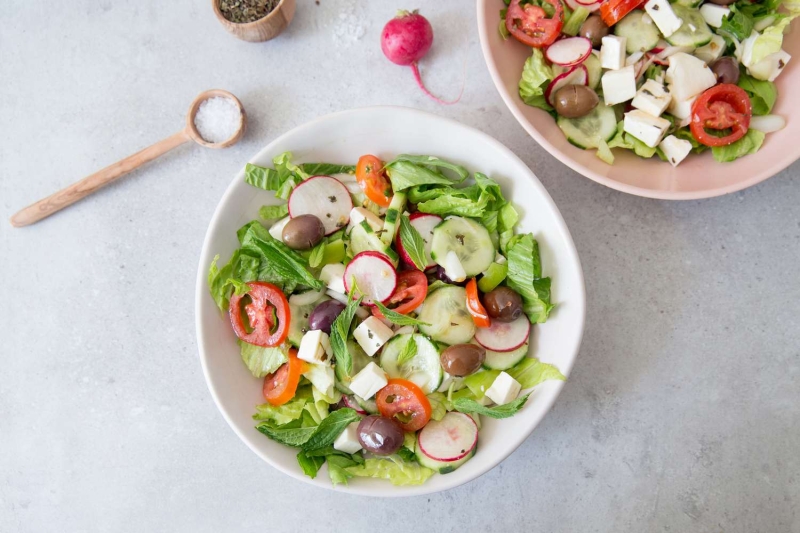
[195,106,586,496]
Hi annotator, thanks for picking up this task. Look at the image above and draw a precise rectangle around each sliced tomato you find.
[600,0,644,26]
[263,349,307,406]
[465,278,491,328]
[690,84,752,147]
[229,282,291,347]
[376,378,432,432]
[356,155,393,208]
[372,270,427,319]
[505,0,563,48]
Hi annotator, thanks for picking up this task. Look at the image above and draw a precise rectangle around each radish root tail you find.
[411,62,464,106]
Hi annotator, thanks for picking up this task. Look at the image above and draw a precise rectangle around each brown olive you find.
[710,57,740,85]
[281,214,325,250]
[579,15,610,49]
[357,415,404,456]
[482,287,524,323]
[440,344,486,377]
[554,85,600,119]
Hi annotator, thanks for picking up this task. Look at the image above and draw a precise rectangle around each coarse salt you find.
[194,96,241,143]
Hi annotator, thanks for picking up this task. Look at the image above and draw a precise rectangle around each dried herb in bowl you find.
[219,0,280,24]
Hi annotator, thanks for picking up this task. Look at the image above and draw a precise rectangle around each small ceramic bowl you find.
[212,0,296,42]
[477,0,800,200]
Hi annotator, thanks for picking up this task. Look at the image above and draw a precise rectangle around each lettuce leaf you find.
[345,457,435,486]
[253,393,308,425]
[259,204,288,220]
[240,341,289,378]
[738,73,778,115]
[507,358,566,388]
[749,17,793,65]
[505,234,554,323]
[426,392,448,421]
[519,48,555,112]
[711,129,766,162]
[245,152,310,201]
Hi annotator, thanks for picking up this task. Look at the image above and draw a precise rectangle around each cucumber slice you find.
[614,10,660,53]
[416,446,475,474]
[381,192,407,246]
[288,299,328,348]
[476,342,529,371]
[666,6,713,48]
[417,285,476,345]
[355,395,379,414]
[584,51,602,90]
[379,334,443,394]
[557,104,617,149]
[349,220,399,266]
[477,262,508,293]
[333,340,372,394]
[430,217,495,278]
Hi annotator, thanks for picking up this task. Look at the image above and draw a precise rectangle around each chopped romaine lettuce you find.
[346,457,435,486]
[711,129,766,162]
[519,48,555,112]
[738,73,778,115]
[505,234,554,323]
[239,341,289,378]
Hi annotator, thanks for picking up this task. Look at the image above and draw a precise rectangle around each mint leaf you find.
[301,408,362,451]
[299,163,356,175]
[240,223,323,291]
[308,241,326,268]
[330,295,363,378]
[256,424,317,447]
[453,392,532,419]
[259,204,288,220]
[396,336,418,366]
[374,301,430,327]
[296,450,325,479]
[398,215,429,271]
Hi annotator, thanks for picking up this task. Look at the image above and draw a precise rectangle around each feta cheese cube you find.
[298,329,332,365]
[442,250,467,283]
[303,364,335,398]
[353,316,394,356]
[268,216,290,240]
[485,372,522,406]
[695,34,726,64]
[348,207,383,233]
[659,135,693,167]
[666,53,717,102]
[748,49,792,82]
[333,421,363,454]
[644,0,683,38]
[601,35,627,70]
[320,263,346,294]
[667,94,698,121]
[348,362,388,400]
[623,110,671,148]
[700,3,730,28]
[601,65,637,106]
[631,79,671,117]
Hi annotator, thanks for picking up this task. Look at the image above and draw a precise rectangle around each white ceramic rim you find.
[476,0,797,200]
[194,105,586,496]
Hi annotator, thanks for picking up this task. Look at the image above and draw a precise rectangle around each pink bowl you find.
[477,0,800,200]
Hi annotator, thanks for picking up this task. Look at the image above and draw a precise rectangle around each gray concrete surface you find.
[1,1,798,532]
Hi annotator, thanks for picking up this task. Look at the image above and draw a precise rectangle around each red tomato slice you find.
[372,270,427,319]
[376,379,432,432]
[600,0,644,27]
[356,155,393,208]
[229,282,291,347]
[690,84,752,147]
[505,0,564,48]
[466,278,491,328]
[263,349,307,406]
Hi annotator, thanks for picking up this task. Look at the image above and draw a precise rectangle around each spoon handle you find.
[10,130,191,228]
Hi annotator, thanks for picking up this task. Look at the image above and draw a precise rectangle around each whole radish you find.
[381,9,462,105]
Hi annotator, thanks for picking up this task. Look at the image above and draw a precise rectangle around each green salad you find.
[501,0,797,165]
[207,152,566,486]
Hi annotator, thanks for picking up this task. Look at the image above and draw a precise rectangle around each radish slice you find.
[565,0,601,12]
[749,114,786,133]
[545,37,592,67]
[343,395,367,414]
[397,212,442,270]
[418,412,478,462]
[544,65,588,106]
[474,315,531,352]
[575,0,601,5]
[288,176,353,235]
[343,251,398,306]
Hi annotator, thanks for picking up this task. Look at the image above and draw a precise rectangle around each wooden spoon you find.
[10,89,246,228]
